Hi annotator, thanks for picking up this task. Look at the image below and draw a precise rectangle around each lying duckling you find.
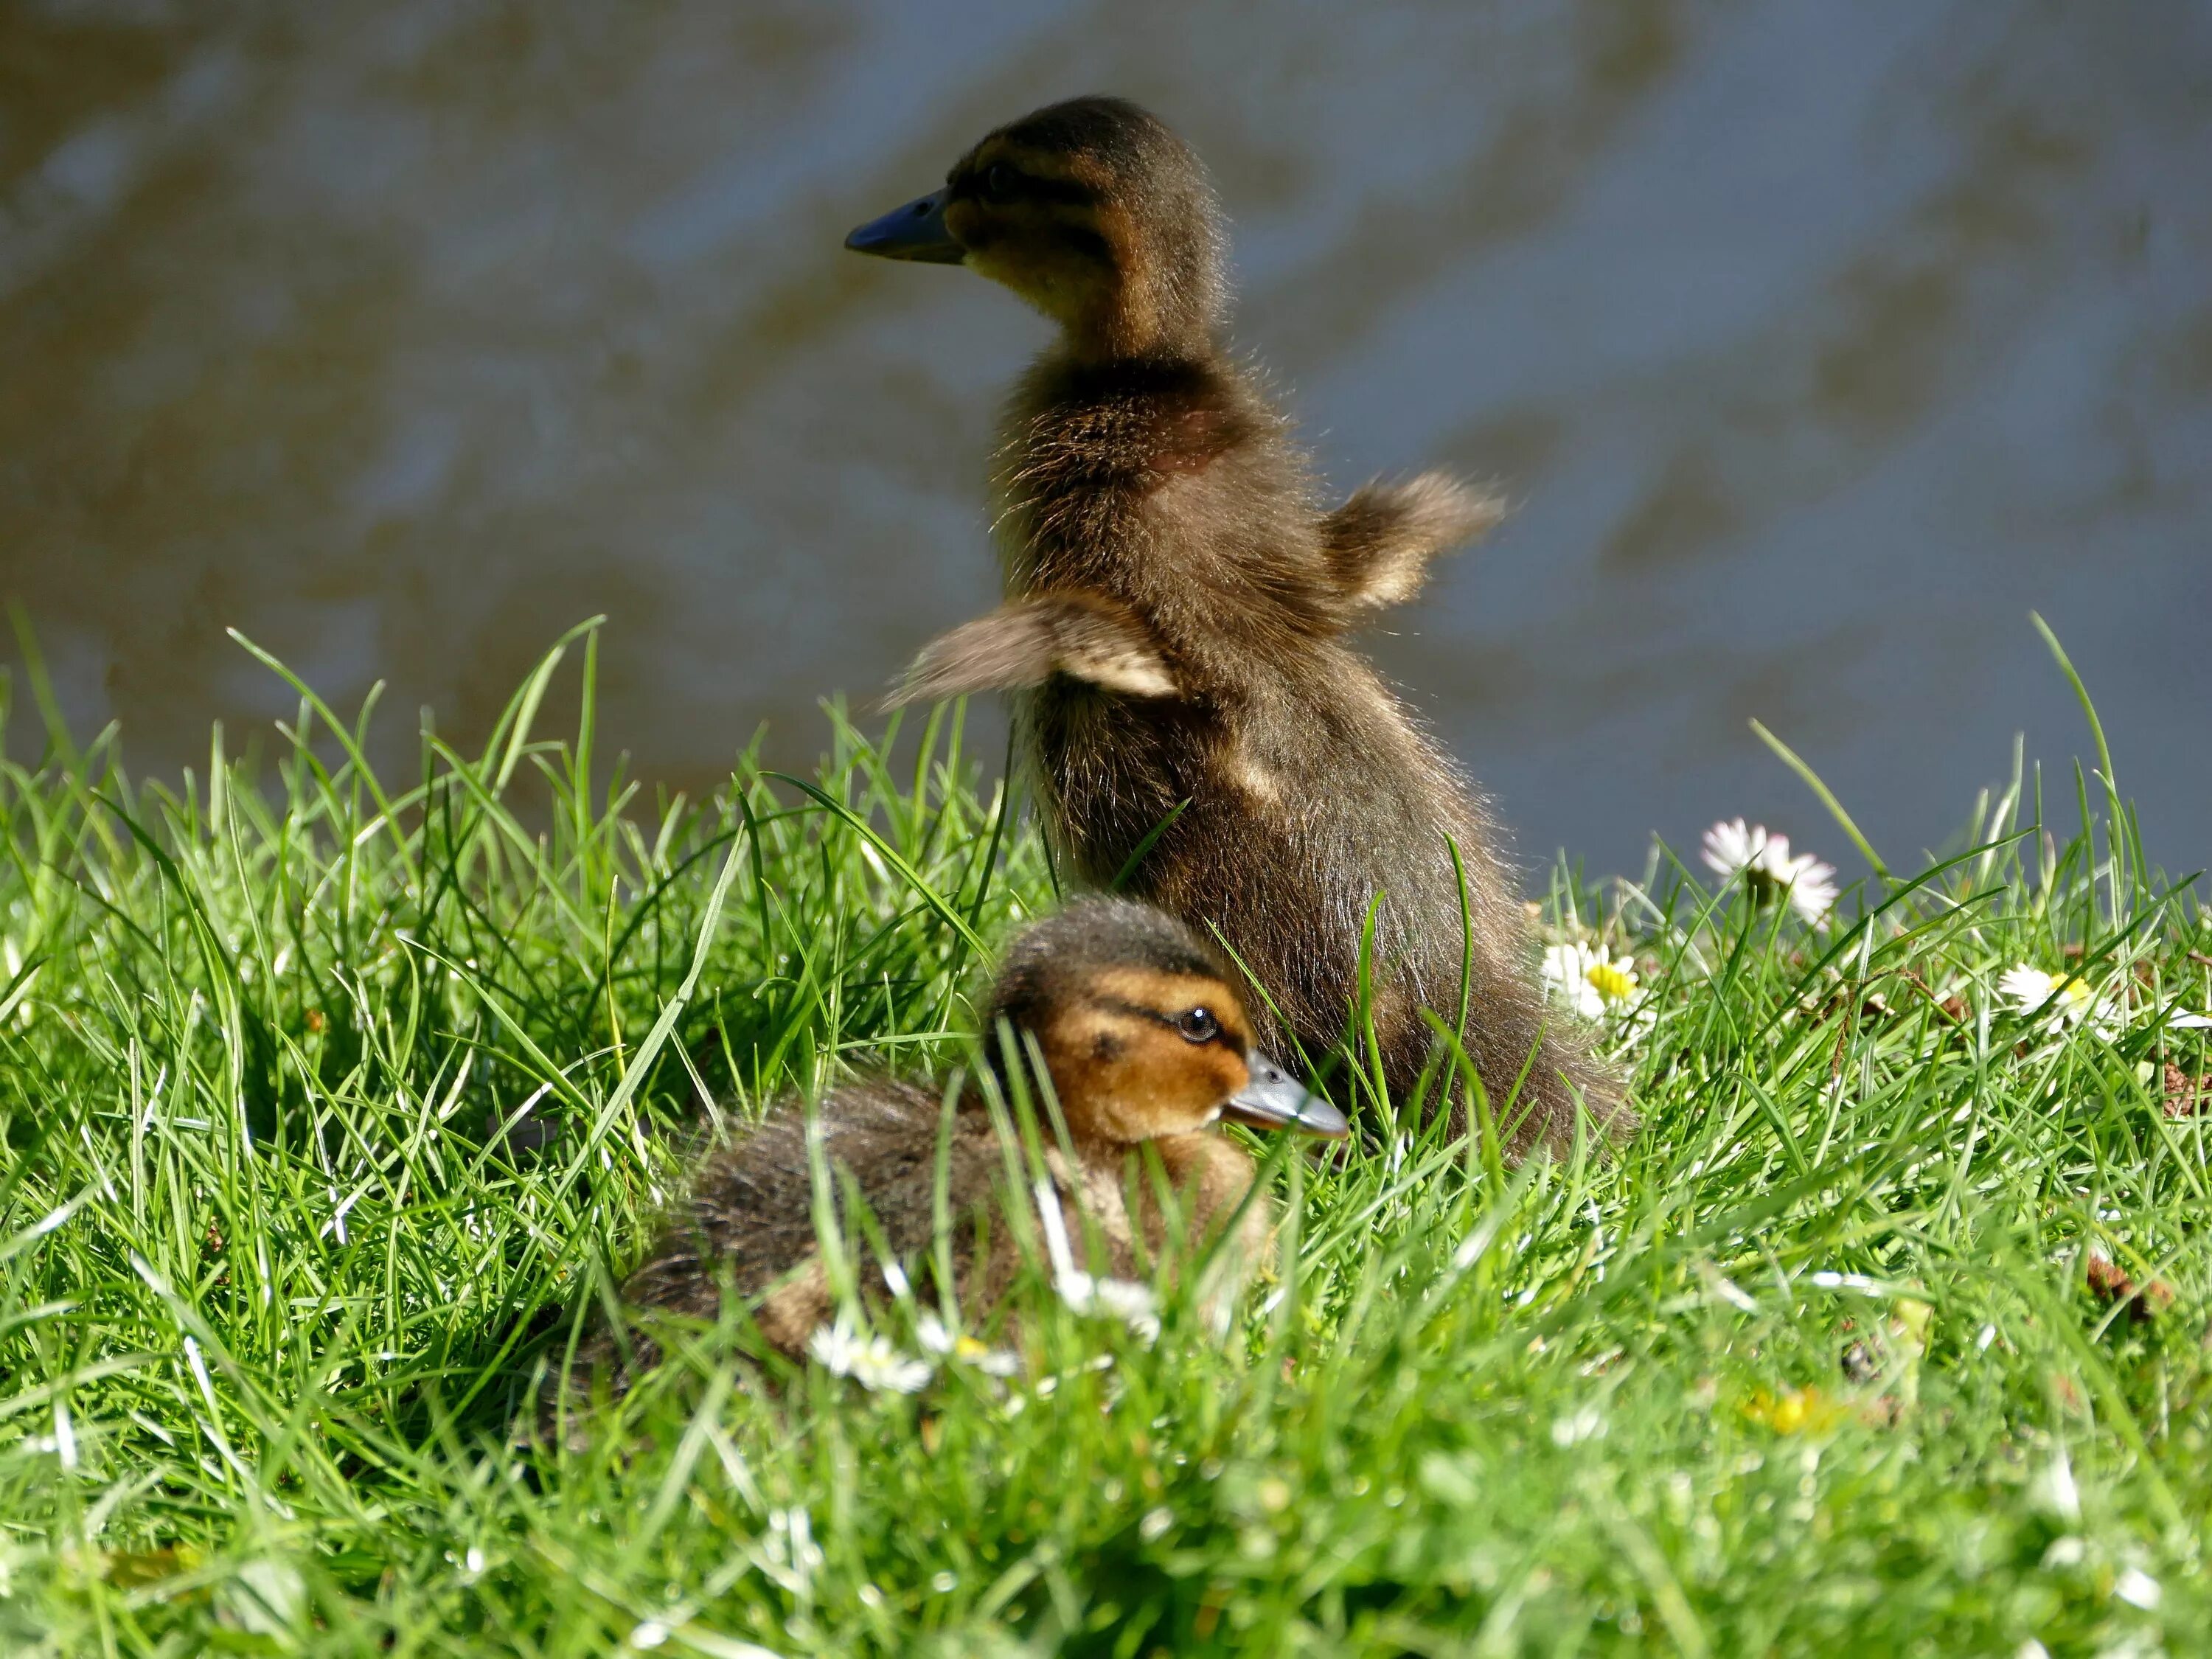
[542,899,1345,1422]
[846,97,1627,1149]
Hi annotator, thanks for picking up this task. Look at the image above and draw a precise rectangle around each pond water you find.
[4,1,2208,885]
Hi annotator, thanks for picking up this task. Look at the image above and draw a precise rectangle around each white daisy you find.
[1054,1270,1162,1344]
[1032,1177,1162,1343]
[806,1317,933,1394]
[1700,819,1838,928]
[962,1340,1023,1378]
[914,1313,1020,1375]
[1700,818,1770,881]
[1997,964,2118,1034]
[2115,1567,2162,1610]
[1766,845,1840,928]
[1540,942,1641,1021]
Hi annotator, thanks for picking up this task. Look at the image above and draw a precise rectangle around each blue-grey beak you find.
[1220,1056,1349,1139]
[844,191,965,264]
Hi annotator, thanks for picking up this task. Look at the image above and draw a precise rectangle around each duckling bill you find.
[847,96,1629,1150]
[540,900,1344,1430]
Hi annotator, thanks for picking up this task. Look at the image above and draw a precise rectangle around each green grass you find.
[2,622,2208,1656]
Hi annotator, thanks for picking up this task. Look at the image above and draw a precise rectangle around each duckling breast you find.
[1049,1130,1270,1287]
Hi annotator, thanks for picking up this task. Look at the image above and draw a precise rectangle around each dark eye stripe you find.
[1091,994,1248,1055]
[948,168,1099,208]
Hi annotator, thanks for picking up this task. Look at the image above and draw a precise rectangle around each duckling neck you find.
[1062,284,1223,370]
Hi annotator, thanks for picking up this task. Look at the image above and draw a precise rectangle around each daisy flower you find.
[1033,1178,1162,1343]
[961,1339,1023,1378]
[1700,818,1839,928]
[2115,1568,2163,1610]
[1540,942,1641,1021]
[1767,846,1840,928]
[1699,818,1770,882]
[915,1313,1021,1376]
[1054,1271,1161,1343]
[806,1317,933,1394]
[1996,964,2118,1035]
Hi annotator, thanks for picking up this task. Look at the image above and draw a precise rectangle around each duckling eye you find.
[983,162,1018,201]
[1176,1007,1220,1044]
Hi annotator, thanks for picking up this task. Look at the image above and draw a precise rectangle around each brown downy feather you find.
[859,97,1628,1151]
[539,1079,1006,1428]
[533,899,1341,1441]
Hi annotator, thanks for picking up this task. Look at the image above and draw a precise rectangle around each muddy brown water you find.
[4,2,2207,887]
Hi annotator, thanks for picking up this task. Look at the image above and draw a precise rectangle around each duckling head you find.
[984,898,1348,1147]
[846,96,1227,364]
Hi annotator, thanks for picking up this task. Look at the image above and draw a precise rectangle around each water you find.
[4,1,2207,883]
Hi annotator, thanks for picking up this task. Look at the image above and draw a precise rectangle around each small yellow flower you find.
[1740,1385,1848,1436]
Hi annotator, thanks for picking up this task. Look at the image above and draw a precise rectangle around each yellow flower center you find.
[2056,977,2098,1012]
[1742,1385,1848,1436]
[1585,961,1637,1003]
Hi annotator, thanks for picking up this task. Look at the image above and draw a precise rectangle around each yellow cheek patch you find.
[1048,1008,1131,1065]
[1036,993,1257,1144]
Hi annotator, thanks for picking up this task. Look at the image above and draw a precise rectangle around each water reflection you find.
[3,1,2206,877]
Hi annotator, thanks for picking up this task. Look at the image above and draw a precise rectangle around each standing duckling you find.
[846,97,1626,1150]
[542,900,1346,1423]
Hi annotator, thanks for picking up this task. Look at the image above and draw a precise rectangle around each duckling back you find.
[534,1079,997,1439]
[619,1079,1006,1349]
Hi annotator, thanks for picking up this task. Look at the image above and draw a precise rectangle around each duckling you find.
[846,97,1627,1150]
[541,899,1346,1422]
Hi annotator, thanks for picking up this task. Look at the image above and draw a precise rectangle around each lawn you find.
[2,622,2207,1656]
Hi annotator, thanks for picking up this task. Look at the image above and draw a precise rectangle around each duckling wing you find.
[617,1084,1005,1319]
[884,593,1178,708]
[1320,473,1505,618]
